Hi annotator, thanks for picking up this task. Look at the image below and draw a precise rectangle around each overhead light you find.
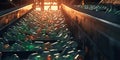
[10,0,12,2]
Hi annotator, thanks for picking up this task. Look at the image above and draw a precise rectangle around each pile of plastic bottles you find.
[77,4,120,15]
[0,10,84,60]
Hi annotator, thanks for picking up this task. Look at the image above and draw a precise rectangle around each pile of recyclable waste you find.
[0,10,84,60]
[76,4,120,16]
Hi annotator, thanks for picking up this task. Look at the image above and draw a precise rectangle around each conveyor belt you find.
[0,9,83,60]
[62,4,120,60]
[0,4,120,60]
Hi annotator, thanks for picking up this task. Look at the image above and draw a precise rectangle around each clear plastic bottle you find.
[28,53,43,60]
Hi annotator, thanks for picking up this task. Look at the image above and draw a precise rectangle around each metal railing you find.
[61,4,120,60]
[0,4,33,33]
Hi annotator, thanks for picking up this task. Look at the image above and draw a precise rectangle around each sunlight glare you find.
[35,2,58,11]
[36,8,41,11]
[44,6,58,10]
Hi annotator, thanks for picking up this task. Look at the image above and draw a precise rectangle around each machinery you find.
[0,0,120,60]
